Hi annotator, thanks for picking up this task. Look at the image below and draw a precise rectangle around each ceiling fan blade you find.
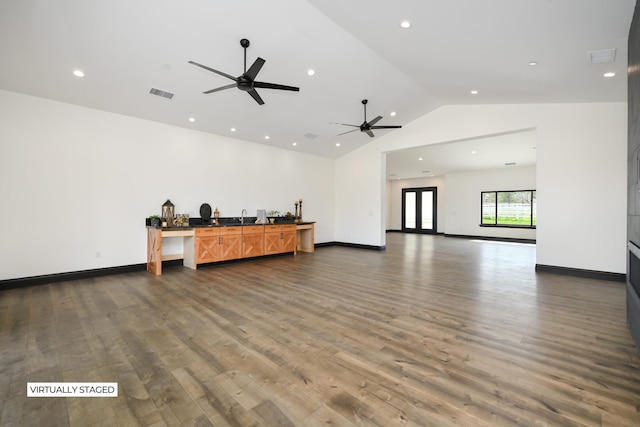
[203,83,236,94]
[365,130,376,138]
[254,81,300,92]
[245,57,266,81]
[248,89,265,105]
[188,61,237,81]
[338,129,359,136]
[337,123,359,128]
[368,116,383,126]
[370,125,403,129]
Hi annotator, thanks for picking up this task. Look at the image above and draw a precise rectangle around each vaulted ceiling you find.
[0,0,635,172]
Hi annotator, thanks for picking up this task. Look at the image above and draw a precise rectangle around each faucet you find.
[241,208,247,225]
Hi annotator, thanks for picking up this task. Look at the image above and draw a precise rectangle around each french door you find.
[402,187,437,234]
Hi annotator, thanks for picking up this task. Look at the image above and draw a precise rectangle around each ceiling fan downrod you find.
[240,38,250,73]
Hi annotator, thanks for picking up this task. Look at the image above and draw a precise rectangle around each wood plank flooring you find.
[1,233,640,426]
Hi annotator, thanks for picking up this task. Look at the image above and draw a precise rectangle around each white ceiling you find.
[0,0,635,175]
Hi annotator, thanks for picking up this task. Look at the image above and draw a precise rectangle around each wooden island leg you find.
[147,227,162,275]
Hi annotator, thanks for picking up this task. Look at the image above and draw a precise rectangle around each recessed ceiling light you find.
[188,117,195,122]
[336,142,341,147]
[418,157,423,161]
[390,111,397,117]
[529,61,538,66]
[73,70,85,78]
[230,127,236,132]
[400,20,412,29]
[470,90,478,95]
[604,72,616,78]
[265,135,270,140]
[472,150,477,154]
[307,69,316,76]
[292,142,297,146]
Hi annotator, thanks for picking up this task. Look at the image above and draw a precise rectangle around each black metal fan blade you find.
[337,123,359,128]
[365,130,375,138]
[188,61,237,81]
[338,128,360,136]
[248,89,265,105]
[370,125,403,129]
[368,116,383,126]
[203,83,236,94]
[245,57,265,81]
[254,81,300,92]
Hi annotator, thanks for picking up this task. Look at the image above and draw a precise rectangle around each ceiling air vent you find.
[149,88,175,100]
[505,162,516,166]
[304,132,317,140]
[589,48,616,64]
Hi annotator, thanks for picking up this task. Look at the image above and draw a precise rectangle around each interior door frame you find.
[401,186,438,234]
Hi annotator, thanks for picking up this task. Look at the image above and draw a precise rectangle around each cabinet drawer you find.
[265,224,296,233]
[220,226,242,235]
[195,227,221,236]
[242,225,265,235]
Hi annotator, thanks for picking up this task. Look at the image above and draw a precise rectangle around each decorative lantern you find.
[162,199,175,227]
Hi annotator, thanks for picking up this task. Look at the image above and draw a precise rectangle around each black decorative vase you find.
[200,203,212,221]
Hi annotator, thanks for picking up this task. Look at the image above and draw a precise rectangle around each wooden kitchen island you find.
[146,222,315,275]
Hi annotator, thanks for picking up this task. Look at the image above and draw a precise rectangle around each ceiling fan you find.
[338,99,402,138]
[188,38,300,105]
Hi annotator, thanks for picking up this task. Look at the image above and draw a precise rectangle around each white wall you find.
[336,103,627,274]
[386,175,446,232]
[334,139,385,246]
[0,90,335,281]
[535,103,626,273]
[444,166,536,240]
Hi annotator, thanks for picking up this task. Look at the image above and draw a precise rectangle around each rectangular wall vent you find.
[149,88,175,100]
[589,48,616,64]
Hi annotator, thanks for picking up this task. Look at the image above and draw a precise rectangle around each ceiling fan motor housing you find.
[237,78,253,91]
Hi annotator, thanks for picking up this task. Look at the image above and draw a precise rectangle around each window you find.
[481,190,536,228]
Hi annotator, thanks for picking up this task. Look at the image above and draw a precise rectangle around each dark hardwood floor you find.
[1,233,639,426]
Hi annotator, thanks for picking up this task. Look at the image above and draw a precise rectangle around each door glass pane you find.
[405,192,416,229]
[421,191,433,229]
